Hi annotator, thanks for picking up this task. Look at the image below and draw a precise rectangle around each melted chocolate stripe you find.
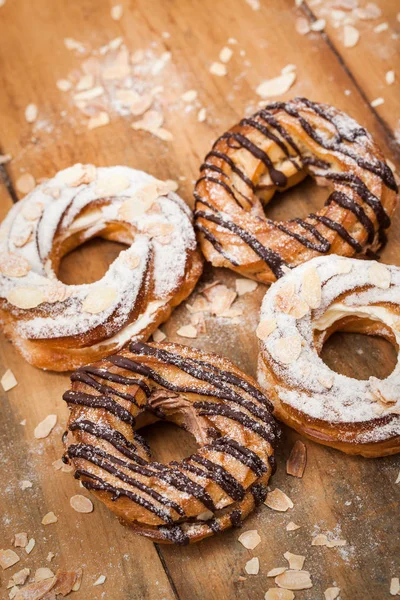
[293,219,331,251]
[81,365,151,397]
[195,222,240,266]
[195,401,273,443]
[159,524,190,545]
[176,460,240,502]
[64,390,136,427]
[310,213,363,252]
[151,463,217,512]
[71,371,140,405]
[327,190,375,243]
[204,150,255,191]
[299,97,367,142]
[195,210,286,278]
[69,419,146,462]
[218,132,287,187]
[258,109,301,155]
[196,175,243,207]
[240,117,295,160]
[210,437,267,476]
[275,222,330,252]
[68,443,185,518]
[189,455,245,501]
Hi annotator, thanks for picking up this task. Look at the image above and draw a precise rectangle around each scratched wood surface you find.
[0,1,399,599]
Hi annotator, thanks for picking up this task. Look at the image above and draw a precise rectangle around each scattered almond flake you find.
[286,522,301,531]
[87,111,110,130]
[198,107,207,122]
[0,152,12,165]
[16,173,36,195]
[296,17,310,35]
[82,286,117,314]
[1,369,17,392]
[14,577,56,600]
[177,324,198,338]
[245,0,260,9]
[130,93,154,116]
[265,489,294,512]
[275,569,312,590]
[284,552,305,570]
[256,72,296,98]
[14,533,28,548]
[325,587,341,600]
[93,575,106,586]
[47,553,55,563]
[64,37,86,52]
[368,262,391,289]
[181,89,198,103]
[236,278,258,296]
[58,163,97,187]
[11,568,30,586]
[132,109,163,131]
[395,470,400,484]
[111,4,123,20]
[20,480,32,490]
[390,578,400,596]
[245,557,260,575]
[7,287,46,310]
[56,78,72,92]
[70,494,94,513]
[238,530,261,550]
[311,534,346,547]
[371,97,384,107]
[281,64,296,75]
[374,21,388,32]
[152,328,166,342]
[267,567,287,577]
[286,440,307,478]
[256,319,277,341]
[25,538,35,554]
[34,414,57,439]
[151,51,171,75]
[265,590,295,600]
[273,336,302,364]
[209,61,227,76]
[317,373,334,389]
[386,70,395,85]
[0,549,20,570]
[35,568,54,582]
[25,103,38,124]
[310,18,325,31]
[219,46,233,63]
[42,512,58,525]
[343,24,359,47]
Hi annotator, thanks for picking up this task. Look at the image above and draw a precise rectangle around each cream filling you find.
[313,302,398,333]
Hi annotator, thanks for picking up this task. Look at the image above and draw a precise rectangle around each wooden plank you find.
[0,1,399,599]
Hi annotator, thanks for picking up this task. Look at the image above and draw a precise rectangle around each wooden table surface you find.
[0,1,399,599]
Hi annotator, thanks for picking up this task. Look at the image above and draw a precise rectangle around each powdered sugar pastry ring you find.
[257,255,400,457]
[0,164,203,371]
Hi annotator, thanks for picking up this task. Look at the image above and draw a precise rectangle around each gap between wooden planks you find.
[0,1,399,599]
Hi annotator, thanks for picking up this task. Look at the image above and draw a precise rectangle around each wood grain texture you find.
[0,1,399,599]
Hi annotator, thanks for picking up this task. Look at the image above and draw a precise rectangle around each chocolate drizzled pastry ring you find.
[63,342,278,544]
[194,97,397,284]
[257,255,400,457]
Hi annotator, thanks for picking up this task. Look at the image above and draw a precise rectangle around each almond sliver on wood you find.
[70,494,94,513]
[275,569,313,590]
[256,72,296,98]
[34,414,57,439]
[265,489,294,512]
[286,440,307,478]
[1,369,17,391]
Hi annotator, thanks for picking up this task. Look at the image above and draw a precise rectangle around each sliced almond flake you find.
[281,64,296,75]
[87,111,110,130]
[82,286,117,314]
[302,267,321,308]
[181,89,198,103]
[47,553,55,562]
[14,533,28,548]
[16,173,36,195]
[42,512,57,525]
[0,153,12,165]
[318,373,334,389]
[219,46,233,63]
[343,25,359,47]
[257,319,277,341]
[265,489,294,512]
[93,575,106,586]
[390,578,400,596]
[265,590,295,600]
[238,530,261,550]
[120,253,141,270]
[152,329,166,342]
[324,587,341,600]
[22,202,44,221]
[203,284,237,316]
[95,173,130,196]
[275,569,312,590]
[245,557,260,575]
[64,37,86,52]
[70,494,94,513]
[368,262,391,289]
[286,440,307,478]
[256,72,296,98]
[25,538,35,554]
[236,278,258,296]
[374,21,388,32]
[12,568,30,586]
[44,281,68,304]
[58,163,96,187]
[56,78,73,92]
[272,336,302,365]
[187,296,210,314]
[13,224,33,248]
[395,470,400,484]
[267,567,287,577]
[73,85,104,101]
[177,324,198,338]
[34,414,57,439]
[198,107,207,122]
[20,480,32,490]
[371,97,384,108]
[310,18,325,31]
[130,93,153,116]
[111,4,123,19]
[286,522,301,531]
[197,510,214,521]
[0,549,20,570]
[1,369,17,392]
[25,103,38,124]
[152,127,174,141]
[275,283,309,318]
[385,71,395,87]
[7,287,45,309]
[336,259,353,274]
[35,568,54,582]
[283,552,305,570]
[296,17,310,35]
[14,577,56,599]
[132,109,164,132]
[311,534,346,547]
[209,62,227,76]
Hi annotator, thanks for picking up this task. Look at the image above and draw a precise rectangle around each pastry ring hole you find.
[318,315,398,381]
[140,420,199,464]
